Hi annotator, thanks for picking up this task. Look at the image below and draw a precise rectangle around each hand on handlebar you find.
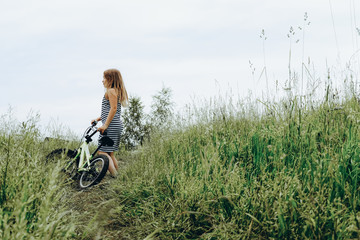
[97,125,108,135]
[91,119,98,126]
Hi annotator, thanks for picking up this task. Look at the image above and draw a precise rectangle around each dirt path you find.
[63,167,127,239]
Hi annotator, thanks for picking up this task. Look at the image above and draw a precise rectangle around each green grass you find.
[103,95,360,239]
[0,114,77,239]
[2,88,360,239]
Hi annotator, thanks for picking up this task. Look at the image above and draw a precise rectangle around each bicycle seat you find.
[99,136,114,146]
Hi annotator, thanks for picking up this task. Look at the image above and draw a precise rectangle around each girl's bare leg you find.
[109,152,119,171]
[99,151,117,176]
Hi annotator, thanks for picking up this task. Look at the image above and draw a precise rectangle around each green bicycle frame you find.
[62,124,110,173]
[77,142,93,171]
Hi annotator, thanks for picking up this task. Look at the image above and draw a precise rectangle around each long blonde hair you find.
[103,69,128,107]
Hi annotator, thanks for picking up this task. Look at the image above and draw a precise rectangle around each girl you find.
[92,69,128,177]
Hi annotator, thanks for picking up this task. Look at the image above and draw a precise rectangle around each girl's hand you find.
[91,117,101,125]
[98,125,108,134]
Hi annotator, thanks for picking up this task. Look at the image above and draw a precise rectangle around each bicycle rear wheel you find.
[79,154,109,188]
[46,148,79,180]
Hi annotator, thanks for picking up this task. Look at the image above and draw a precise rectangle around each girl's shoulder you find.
[105,88,119,100]
[107,88,118,96]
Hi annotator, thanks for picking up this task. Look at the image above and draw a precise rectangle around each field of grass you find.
[2,86,360,239]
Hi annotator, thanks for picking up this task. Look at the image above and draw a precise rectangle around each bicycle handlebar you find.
[90,120,107,134]
[84,121,109,143]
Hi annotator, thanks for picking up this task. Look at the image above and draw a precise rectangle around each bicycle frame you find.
[64,124,104,173]
[61,121,114,172]
[76,142,92,171]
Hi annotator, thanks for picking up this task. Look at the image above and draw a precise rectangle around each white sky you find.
[1,0,360,135]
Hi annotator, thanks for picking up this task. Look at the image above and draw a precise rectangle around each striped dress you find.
[98,95,123,152]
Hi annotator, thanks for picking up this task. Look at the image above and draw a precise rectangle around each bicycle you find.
[46,121,114,188]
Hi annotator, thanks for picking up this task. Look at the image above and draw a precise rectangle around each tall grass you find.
[101,83,360,239]
[0,111,78,239]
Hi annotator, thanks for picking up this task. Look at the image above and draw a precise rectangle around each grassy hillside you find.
[2,92,360,239]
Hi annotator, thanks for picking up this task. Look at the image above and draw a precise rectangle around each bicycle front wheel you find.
[79,154,109,188]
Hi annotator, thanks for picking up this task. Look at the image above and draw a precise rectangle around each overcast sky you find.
[1,0,359,135]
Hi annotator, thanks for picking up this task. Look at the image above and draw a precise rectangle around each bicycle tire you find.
[46,148,79,180]
[79,154,109,188]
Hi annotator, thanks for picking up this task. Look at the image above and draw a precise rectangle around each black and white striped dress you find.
[98,95,123,152]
